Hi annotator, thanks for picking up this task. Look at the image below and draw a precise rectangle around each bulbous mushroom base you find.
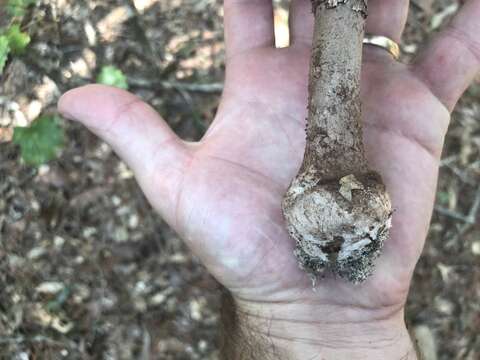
[282,171,392,283]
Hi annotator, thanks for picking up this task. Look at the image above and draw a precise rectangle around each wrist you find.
[241,311,417,360]
[221,291,417,360]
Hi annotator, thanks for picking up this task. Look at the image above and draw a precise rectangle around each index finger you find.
[224,0,275,59]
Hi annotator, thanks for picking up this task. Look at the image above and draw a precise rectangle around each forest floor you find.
[0,0,479,359]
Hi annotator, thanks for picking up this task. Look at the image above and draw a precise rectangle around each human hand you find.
[58,0,480,358]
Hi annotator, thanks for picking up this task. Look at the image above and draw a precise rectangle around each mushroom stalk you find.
[282,0,392,283]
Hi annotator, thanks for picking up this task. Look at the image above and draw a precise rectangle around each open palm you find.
[59,0,480,324]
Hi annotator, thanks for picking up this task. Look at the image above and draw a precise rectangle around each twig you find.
[174,87,207,133]
[439,155,477,185]
[460,332,479,359]
[440,155,458,167]
[123,0,164,71]
[140,328,151,360]
[467,187,480,221]
[446,164,476,185]
[434,206,474,224]
[127,77,223,93]
[444,188,480,244]
[0,335,64,346]
[160,80,223,93]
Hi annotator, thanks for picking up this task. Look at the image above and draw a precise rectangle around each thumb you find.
[58,84,191,219]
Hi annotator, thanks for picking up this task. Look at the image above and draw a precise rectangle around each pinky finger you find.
[412,0,480,112]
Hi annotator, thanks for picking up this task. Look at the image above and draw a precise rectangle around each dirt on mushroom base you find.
[285,171,392,283]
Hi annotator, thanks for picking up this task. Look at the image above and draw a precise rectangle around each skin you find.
[58,0,480,357]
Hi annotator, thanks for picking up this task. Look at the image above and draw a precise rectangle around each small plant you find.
[5,24,31,54]
[13,115,64,166]
[6,0,37,17]
[0,36,9,74]
[0,1,32,75]
[3,1,63,167]
[96,65,129,89]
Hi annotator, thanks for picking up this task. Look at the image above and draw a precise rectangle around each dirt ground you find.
[0,0,479,359]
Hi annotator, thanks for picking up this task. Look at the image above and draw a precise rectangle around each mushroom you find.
[282,0,393,283]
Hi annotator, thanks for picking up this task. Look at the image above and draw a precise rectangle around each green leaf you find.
[13,115,64,166]
[5,24,31,54]
[6,0,36,17]
[0,36,11,75]
[96,65,129,89]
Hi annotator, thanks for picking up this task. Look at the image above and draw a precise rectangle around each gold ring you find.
[363,34,401,60]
